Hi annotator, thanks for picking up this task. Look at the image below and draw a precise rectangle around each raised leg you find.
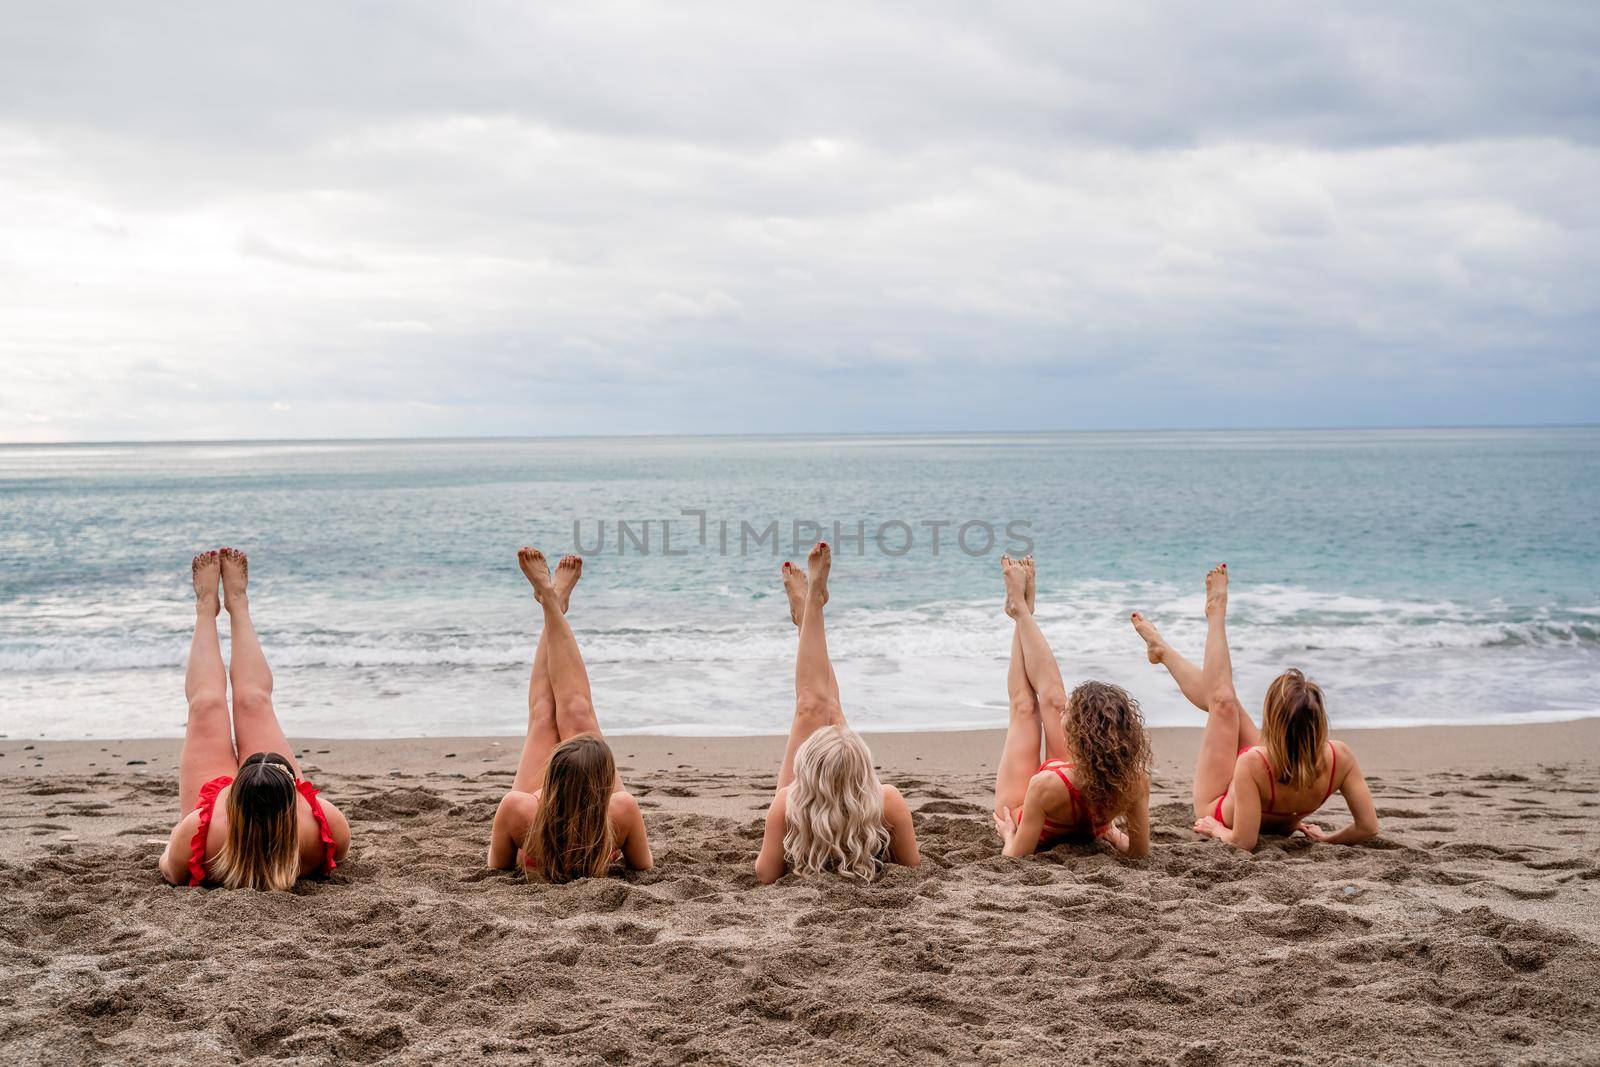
[520,549,620,790]
[179,551,236,814]
[783,559,840,707]
[1132,612,1210,713]
[221,548,299,776]
[995,557,1045,814]
[1017,557,1070,761]
[777,543,842,792]
[1192,564,1259,816]
[1008,558,1069,756]
[511,556,581,792]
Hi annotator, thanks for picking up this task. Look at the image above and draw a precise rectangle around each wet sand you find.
[2,719,1599,1065]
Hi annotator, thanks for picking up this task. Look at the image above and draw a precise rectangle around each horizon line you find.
[3,421,1598,449]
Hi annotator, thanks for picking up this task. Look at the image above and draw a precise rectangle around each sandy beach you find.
[3,719,1599,1065]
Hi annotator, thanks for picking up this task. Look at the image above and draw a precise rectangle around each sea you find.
[2,429,1596,739]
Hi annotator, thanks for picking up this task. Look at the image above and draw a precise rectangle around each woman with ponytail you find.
[755,542,920,884]
[160,549,349,890]
[1131,563,1380,850]
[488,549,651,882]
[993,556,1152,858]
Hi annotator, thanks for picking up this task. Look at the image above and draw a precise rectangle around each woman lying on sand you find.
[755,542,920,884]
[993,556,1152,858]
[488,550,652,882]
[1132,563,1380,850]
[160,549,350,889]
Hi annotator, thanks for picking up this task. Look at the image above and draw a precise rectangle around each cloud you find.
[0,2,1597,441]
[239,233,370,272]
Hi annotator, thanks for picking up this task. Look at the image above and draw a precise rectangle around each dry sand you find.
[2,719,1599,1066]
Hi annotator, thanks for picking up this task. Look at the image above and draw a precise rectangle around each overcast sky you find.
[3,2,1597,441]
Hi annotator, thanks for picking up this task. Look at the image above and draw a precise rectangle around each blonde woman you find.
[488,549,652,882]
[159,549,350,889]
[755,542,920,884]
[1132,563,1380,850]
[993,556,1152,858]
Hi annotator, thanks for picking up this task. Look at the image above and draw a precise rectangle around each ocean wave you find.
[3,587,1597,674]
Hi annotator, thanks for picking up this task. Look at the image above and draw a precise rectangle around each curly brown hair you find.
[1061,680,1152,821]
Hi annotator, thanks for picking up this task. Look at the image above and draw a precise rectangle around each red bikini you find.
[1015,758,1113,841]
[1213,742,1338,826]
[187,774,339,887]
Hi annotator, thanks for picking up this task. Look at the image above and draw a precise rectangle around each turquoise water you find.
[1,429,1596,738]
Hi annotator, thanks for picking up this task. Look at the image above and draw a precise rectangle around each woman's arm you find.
[1111,778,1151,859]
[611,791,654,870]
[1300,744,1380,845]
[487,790,533,869]
[754,789,789,884]
[158,814,197,885]
[882,785,920,867]
[998,774,1050,857]
[319,799,351,863]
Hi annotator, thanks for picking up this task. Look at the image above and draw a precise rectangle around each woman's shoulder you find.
[608,790,642,818]
[494,788,541,830]
[1328,737,1356,775]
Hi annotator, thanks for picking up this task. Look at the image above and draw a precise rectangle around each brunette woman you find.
[160,549,350,889]
[994,555,1152,858]
[488,549,652,882]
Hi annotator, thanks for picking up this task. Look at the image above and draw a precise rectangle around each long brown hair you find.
[1061,681,1152,820]
[523,734,616,884]
[1262,668,1328,792]
[211,751,301,891]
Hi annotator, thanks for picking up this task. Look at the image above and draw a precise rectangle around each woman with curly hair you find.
[755,541,920,883]
[993,555,1152,858]
[1131,563,1379,850]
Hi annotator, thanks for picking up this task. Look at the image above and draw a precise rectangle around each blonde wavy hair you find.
[1061,681,1152,823]
[211,752,301,891]
[784,726,889,881]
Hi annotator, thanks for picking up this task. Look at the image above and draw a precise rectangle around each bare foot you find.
[219,547,249,612]
[518,547,556,604]
[805,541,831,603]
[781,560,811,627]
[554,555,583,614]
[1001,555,1030,618]
[1205,563,1228,618]
[1021,555,1036,614]
[1130,612,1168,665]
[192,551,220,616]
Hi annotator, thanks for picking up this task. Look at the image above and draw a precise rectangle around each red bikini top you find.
[1038,759,1113,838]
[1257,742,1339,818]
[188,774,338,887]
